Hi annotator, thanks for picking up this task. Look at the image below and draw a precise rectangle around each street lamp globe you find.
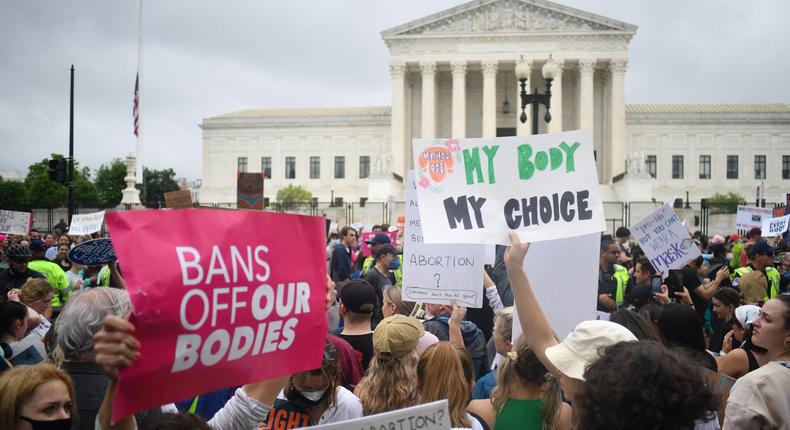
[541,55,559,80]
[515,56,531,80]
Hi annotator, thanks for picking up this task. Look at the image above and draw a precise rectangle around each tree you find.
[95,159,127,208]
[141,167,180,208]
[25,155,67,208]
[276,184,312,210]
[0,179,29,211]
[708,192,746,214]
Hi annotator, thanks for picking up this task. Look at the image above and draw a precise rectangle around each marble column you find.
[578,59,596,137]
[610,59,628,180]
[548,60,565,134]
[451,61,467,138]
[482,60,498,138]
[420,62,437,139]
[516,60,531,137]
[389,61,407,179]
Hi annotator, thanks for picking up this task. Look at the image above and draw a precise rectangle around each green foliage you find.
[95,159,127,208]
[25,155,67,208]
[276,184,312,209]
[141,167,180,208]
[0,179,29,211]
[708,192,746,214]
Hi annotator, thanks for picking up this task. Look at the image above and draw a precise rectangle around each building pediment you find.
[381,0,637,39]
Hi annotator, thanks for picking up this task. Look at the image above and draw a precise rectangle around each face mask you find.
[388,257,401,270]
[20,417,72,430]
[293,387,329,408]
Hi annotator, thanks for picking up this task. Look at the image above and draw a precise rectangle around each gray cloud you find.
[1,0,788,180]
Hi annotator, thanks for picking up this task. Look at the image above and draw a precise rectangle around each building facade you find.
[200,0,790,206]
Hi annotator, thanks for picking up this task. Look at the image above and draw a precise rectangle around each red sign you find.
[106,209,327,421]
[360,231,399,257]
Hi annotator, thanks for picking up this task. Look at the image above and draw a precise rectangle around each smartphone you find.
[666,270,684,297]
[650,275,662,294]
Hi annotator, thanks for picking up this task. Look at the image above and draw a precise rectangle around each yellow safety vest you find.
[28,259,71,309]
[362,255,403,284]
[731,265,781,300]
[613,264,629,306]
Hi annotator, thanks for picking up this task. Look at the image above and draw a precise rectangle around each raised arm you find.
[504,231,561,376]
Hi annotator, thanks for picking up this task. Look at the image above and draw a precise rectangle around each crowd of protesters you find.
[0,218,788,430]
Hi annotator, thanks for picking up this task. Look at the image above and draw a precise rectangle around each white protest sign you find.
[736,205,773,230]
[403,172,485,308]
[67,210,106,235]
[0,210,32,235]
[761,214,790,237]
[412,130,605,245]
[630,203,701,274]
[512,232,600,341]
[312,400,450,430]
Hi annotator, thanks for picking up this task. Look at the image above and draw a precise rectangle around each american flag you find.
[133,73,139,137]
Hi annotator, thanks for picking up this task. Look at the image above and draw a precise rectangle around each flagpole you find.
[135,0,144,185]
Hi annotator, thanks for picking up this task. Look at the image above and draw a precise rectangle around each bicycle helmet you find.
[5,244,31,260]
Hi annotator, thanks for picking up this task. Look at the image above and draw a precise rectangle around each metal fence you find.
[28,200,785,237]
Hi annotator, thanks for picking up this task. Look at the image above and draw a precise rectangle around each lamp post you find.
[515,55,559,135]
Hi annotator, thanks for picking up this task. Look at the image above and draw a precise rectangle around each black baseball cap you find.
[374,244,401,260]
[365,233,391,246]
[29,239,47,251]
[749,240,775,258]
[615,227,631,238]
[339,279,378,314]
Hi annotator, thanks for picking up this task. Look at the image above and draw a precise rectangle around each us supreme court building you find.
[199,0,790,212]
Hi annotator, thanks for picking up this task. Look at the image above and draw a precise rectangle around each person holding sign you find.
[505,233,720,429]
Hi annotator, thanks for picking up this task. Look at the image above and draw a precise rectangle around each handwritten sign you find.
[105,209,327,421]
[360,231,398,257]
[412,130,605,245]
[736,205,773,231]
[403,172,485,308]
[312,400,450,430]
[164,190,193,209]
[67,210,105,235]
[0,210,31,235]
[513,232,600,340]
[630,204,701,274]
[68,238,116,266]
[762,214,790,237]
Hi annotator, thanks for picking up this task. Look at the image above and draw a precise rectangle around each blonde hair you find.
[495,306,514,343]
[0,363,77,429]
[417,342,473,428]
[356,349,419,415]
[382,285,415,316]
[19,278,54,305]
[490,335,562,430]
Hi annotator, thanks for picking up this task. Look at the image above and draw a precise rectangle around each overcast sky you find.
[1,0,788,181]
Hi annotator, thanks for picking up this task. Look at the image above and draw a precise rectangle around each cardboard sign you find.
[412,130,605,245]
[68,238,116,266]
[311,400,450,430]
[403,172,485,308]
[164,190,193,209]
[67,210,105,235]
[630,204,701,275]
[237,173,265,210]
[512,233,600,340]
[735,205,773,230]
[360,231,399,257]
[105,209,327,421]
[762,214,790,237]
[0,210,31,235]
[773,206,786,218]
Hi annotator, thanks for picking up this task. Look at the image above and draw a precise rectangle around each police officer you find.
[0,244,45,298]
[598,239,631,312]
[731,240,781,301]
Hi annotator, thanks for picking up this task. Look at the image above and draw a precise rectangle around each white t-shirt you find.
[724,360,790,429]
[276,386,363,424]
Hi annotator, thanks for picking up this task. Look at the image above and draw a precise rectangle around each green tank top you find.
[494,398,545,430]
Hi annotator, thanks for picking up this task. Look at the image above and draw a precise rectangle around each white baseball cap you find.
[544,320,638,381]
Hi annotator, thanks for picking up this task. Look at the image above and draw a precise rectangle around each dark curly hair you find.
[575,341,717,430]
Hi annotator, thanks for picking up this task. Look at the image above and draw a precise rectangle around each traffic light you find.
[48,158,67,184]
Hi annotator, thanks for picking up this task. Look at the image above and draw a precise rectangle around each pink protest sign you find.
[105,209,327,421]
[360,231,399,257]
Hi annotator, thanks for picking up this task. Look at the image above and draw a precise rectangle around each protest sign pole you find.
[68,65,76,224]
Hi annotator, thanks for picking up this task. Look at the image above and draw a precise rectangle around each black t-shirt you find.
[708,318,732,353]
[337,333,374,371]
[682,266,706,323]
